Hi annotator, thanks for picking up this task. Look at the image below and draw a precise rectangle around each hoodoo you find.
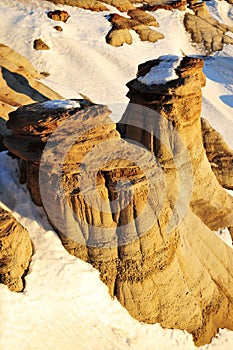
[4,56,233,346]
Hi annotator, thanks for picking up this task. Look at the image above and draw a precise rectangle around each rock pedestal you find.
[118,56,233,230]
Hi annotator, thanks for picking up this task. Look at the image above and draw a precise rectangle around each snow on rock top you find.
[138,55,182,86]
[41,99,80,109]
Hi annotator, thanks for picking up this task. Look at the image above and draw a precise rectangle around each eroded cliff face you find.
[4,57,233,346]
[202,117,233,190]
[0,205,32,292]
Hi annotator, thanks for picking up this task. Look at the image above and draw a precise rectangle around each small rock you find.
[33,38,50,50]
[54,25,63,32]
[47,10,70,23]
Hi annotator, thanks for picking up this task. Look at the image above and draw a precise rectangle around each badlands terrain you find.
[0,0,233,349]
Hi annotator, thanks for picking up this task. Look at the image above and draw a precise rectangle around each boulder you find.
[33,38,50,50]
[106,11,163,46]
[133,25,164,42]
[127,8,159,27]
[47,10,70,22]
[106,28,132,46]
[0,205,32,292]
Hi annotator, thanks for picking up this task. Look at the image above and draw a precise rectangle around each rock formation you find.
[33,38,50,50]
[47,10,70,23]
[0,205,32,292]
[106,10,163,47]
[202,117,233,190]
[3,57,233,346]
[45,0,233,52]
[184,1,233,52]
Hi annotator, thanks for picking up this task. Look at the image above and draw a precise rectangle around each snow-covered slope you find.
[0,0,233,349]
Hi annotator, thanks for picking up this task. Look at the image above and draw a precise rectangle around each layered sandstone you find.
[118,56,233,230]
[0,205,32,292]
[4,57,233,346]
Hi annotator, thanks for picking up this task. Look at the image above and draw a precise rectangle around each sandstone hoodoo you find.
[4,57,233,346]
[118,55,233,230]
[0,205,32,292]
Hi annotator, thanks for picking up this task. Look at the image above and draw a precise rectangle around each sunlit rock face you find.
[4,56,233,346]
[118,55,233,230]
[201,117,233,190]
[0,205,32,292]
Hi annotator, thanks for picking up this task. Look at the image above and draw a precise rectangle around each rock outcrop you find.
[106,10,163,46]
[184,1,233,52]
[4,57,233,346]
[202,117,233,190]
[0,205,32,292]
[47,10,70,23]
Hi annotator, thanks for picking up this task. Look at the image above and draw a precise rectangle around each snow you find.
[41,99,80,109]
[0,0,233,349]
[138,55,182,85]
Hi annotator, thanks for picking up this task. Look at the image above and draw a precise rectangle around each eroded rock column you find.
[118,56,233,230]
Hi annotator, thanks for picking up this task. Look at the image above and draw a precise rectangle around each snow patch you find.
[138,55,182,86]
[41,99,80,109]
